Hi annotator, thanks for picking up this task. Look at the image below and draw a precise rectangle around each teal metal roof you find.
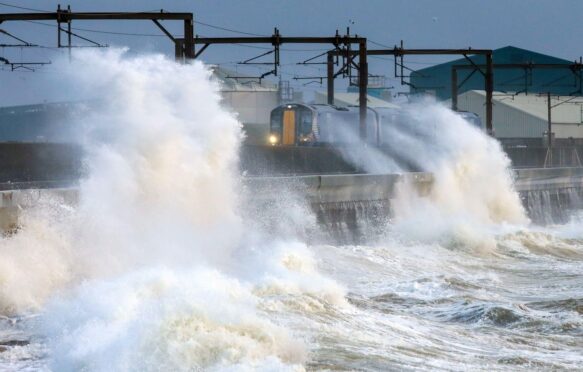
[410,46,579,100]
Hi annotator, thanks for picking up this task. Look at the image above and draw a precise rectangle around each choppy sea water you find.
[0,49,581,371]
[312,227,583,370]
[2,223,582,371]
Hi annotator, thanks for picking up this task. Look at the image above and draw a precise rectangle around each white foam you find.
[387,100,529,246]
[0,49,342,370]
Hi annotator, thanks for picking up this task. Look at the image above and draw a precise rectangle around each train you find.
[268,103,482,146]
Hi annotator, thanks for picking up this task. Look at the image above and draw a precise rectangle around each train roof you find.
[273,103,346,112]
[273,103,396,114]
[273,104,481,121]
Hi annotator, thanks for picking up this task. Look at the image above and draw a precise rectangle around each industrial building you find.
[408,45,583,141]
[410,46,581,101]
[211,67,281,144]
[0,67,282,145]
[456,90,583,139]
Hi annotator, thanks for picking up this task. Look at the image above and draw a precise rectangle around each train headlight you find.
[269,134,278,145]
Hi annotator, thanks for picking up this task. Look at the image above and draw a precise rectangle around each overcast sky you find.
[0,0,581,105]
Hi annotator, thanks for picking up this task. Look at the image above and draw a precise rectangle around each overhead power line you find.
[0,2,417,58]
[0,2,334,52]
[22,19,169,37]
[0,2,267,38]
[0,2,161,15]
[369,39,393,49]
[0,1,51,12]
[195,20,267,37]
[21,21,330,52]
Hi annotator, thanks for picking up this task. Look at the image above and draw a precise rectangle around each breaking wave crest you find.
[386,101,529,249]
[0,48,581,371]
[0,49,342,370]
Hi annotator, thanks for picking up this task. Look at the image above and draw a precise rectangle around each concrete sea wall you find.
[1,168,582,235]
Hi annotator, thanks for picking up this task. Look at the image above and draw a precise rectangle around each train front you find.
[269,104,315,146]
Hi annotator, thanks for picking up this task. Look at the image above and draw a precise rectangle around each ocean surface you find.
[2,221,583,371]
[0,49,581,371]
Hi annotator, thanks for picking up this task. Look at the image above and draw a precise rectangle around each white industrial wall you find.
[551,123,583,138]
[458,91,549,138]
[220,91,279,125]
[220,90,279,145]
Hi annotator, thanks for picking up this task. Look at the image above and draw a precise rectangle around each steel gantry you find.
[451,62,583,109]
[452,62,583,142]
[328,45,495,134]
[184,29,370,140]
[0,6,502,137]
[0,5,194,59]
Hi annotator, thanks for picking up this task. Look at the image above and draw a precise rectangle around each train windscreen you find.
[299,108,313,137]
[270,108,283,132]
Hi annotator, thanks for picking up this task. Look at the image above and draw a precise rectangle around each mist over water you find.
[0,49,582,371]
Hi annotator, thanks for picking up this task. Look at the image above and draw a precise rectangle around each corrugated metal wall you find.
[458,91,546,138]
[457,91,583,138]
[410,46,580,100]
[458,91,547,138]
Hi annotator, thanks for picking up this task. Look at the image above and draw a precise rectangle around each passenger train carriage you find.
[269,103,482,146]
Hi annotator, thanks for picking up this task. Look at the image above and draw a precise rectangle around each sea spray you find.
[384,100,529,247]
[0,49,346,370]
[318,97,528,245]
[0,191,76,314]
[0,49,244,312]
[0,49,582,371]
